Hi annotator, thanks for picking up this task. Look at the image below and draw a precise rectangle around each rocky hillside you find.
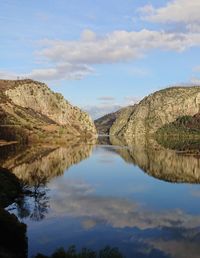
[109,86,200,143]
[94,107,127,135]
[0,79,96,143]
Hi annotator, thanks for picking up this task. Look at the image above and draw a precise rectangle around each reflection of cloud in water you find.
[98,158,115,164]
[2,139,200,257]
[148,236,200,258]
[96,146,130,164]
[190,189,200,197]
[95,146,117,164]
[49,178,200,258]
[127,184,150,194]
[82,219,98,229]
[49,178,200,230]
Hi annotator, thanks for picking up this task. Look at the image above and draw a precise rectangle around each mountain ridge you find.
[0,79,97,143]
[96,86,200,143]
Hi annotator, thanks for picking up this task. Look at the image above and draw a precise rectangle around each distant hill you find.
[84,104,122,120]
[94,106,134,135]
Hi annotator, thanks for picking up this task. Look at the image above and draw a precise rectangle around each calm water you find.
[3,137,200,258]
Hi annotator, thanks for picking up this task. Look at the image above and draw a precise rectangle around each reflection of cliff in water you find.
[0,141,95,186]
[0,167,27,258]
[110,136,200,183]
[0,140,95,222]
[0,141,95,257]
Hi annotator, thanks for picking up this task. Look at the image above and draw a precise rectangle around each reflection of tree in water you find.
[0,142,95,221]
[34,245,125,258]
[15,168,50,221]
[29,169,50,221]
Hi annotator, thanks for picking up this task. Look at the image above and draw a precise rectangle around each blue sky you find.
[1,0,200,118]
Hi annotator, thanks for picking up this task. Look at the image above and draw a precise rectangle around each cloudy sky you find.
[1,0,200,117]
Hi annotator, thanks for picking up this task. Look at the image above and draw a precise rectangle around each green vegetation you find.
[34,246,124,258]
[156,114,200,138]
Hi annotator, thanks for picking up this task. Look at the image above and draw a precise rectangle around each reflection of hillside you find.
[0,167,27,258]
[0,141,95,186]
[0,208,27,258]
[110,136,200,183]
[0,140,95,222]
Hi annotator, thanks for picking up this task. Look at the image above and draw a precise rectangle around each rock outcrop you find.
[110,87,200,143]
[94,107,127,135]
[0,79,96,143]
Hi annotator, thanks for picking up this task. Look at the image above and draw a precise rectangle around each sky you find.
[1,0,200,118]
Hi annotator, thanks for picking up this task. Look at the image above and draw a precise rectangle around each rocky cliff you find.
[94,107,130,135]
[110,86,200,143]
[0,79,96,143]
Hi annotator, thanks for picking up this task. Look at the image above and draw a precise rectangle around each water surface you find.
[3,137,200,258]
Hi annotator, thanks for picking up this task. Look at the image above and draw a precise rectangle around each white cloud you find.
[0,70,19,80]
[193,66,200,73]
[81,29,96,41]
[190,66,200,85]
[38,29,200,67]
[84,95,140,119]
[28,63,93,81]
[0,63,93,81]
[124,96,140,105]
[190,77,200,85]
[97,96,116,102]
[137,4,155,16]
[139,0,200,26]
[187,23,200,33]
[2,2,200,82]
[84,104,122,120]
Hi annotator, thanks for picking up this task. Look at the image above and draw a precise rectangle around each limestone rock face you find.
[94,107,131,135]
[0,79,96,143]
[110,87,200,142]
[109,105,137,136]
